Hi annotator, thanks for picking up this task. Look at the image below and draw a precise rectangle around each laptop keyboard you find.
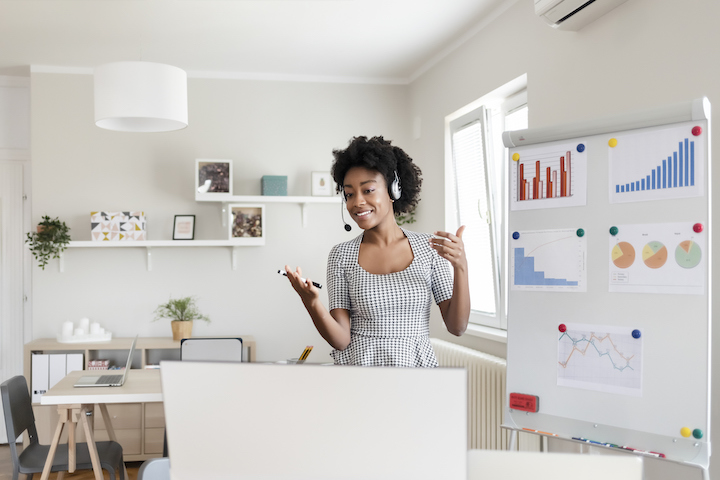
[97,375,123,384]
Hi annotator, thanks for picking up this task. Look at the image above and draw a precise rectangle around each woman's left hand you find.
[430,226,468,272]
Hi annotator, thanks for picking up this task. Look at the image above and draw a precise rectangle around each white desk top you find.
[40,369,163,405]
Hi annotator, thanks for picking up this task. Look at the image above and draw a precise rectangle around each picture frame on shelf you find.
[196,159,233,197]
[173,215,196,240]
[311,171,334,196]
[228,204,265,245]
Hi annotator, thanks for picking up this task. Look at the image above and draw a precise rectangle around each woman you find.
[284,136,469,367]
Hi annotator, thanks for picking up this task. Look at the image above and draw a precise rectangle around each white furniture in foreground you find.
[161,361,467,480]
[467,449,643,480]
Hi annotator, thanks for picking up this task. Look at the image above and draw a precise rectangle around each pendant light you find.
[94,61,188,132]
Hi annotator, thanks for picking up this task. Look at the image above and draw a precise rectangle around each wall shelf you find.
[64,240,263,271]
[55,197,340,271]
[195,194,341,227]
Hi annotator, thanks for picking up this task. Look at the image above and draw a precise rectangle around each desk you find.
[39,369,162,480]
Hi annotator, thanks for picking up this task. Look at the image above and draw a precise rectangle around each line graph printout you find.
[510,140,588,211]
[511,228,587,292]
[558,323,643,397]
[609,222,706,295]
[609,121,705,204]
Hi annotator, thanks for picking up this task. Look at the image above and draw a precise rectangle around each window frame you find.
[444,75,527,341]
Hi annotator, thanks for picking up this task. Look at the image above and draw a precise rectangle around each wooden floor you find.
[0,445,142,480]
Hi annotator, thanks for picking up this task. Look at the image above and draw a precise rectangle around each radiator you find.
[430,338,508,450]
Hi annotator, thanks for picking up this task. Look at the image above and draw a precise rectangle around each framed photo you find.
[173,215,196,240]
[228,204,265,245]
[196,159,232,198]
[311,171,334,196]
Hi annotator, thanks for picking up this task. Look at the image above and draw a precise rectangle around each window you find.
[445,78,527,333]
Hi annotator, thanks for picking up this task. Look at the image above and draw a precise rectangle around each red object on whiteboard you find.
[509,393,539,412]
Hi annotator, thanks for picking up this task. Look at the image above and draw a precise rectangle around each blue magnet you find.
[512,231,520,240]
[577,143,585,153]
[632,329,641,339]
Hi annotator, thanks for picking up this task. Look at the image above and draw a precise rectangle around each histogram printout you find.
[609,222,706,295]
[558,323,643,397]
[510,140,587,211]
[510,228,586,292]
[609,121,705,204]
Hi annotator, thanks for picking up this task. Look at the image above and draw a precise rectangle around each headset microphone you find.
[340,190,352,231]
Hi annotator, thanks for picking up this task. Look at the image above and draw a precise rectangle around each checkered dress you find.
[327,228,454,367]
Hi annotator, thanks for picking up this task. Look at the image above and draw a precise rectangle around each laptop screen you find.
[160,362,467,480]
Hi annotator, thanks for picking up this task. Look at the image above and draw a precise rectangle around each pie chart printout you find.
[676,240,702,269]
[642,241,667,269]
[611,242,635,269]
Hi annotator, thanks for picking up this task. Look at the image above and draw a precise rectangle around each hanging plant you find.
[25,216,71,270]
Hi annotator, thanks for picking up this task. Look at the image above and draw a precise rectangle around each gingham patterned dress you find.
[327,228,454,367]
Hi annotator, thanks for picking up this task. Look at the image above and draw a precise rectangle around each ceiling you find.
[0,0,512,83]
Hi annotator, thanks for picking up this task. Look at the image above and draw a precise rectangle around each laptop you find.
[74,336,137,387]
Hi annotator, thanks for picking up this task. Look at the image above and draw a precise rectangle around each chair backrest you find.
[1,375,40,466]
[180,337,243,362]
[138,457,171,480]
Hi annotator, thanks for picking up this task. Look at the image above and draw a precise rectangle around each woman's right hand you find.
[283,265,320,304]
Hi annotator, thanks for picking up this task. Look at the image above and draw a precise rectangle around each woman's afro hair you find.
[330,136,422,214]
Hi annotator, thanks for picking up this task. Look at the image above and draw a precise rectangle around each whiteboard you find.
[503,98,711,473]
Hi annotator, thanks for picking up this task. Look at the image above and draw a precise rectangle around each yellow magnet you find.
[608,138,618,148]
[512,152,520,162]
[681,427,692,438]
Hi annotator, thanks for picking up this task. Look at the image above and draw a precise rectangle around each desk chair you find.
[138,457,171,480]
[179,337,244,362]
[1,375,125,480]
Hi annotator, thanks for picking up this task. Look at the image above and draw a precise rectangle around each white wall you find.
[407,0,719,477]
[30,73,410,365]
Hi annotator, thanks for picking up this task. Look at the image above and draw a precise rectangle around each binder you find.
[49,354,67,390]
[31,354,49,403]
[66,353,84,374]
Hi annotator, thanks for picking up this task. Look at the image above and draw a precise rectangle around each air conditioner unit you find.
[535,0,628,31]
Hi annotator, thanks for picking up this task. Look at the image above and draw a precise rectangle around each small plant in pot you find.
[153,295,210,341]
[25,216,71,270]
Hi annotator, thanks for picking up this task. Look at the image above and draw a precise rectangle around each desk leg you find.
[67,405,85,472]
[40,407,67,480]
[79,405,104,480]
[99,403,129,480]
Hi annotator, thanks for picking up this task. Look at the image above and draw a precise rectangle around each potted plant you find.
[25,215,71,270]
[153,295,211,341]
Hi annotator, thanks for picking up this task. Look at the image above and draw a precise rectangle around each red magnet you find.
[693,223,703,233]
[692,126,702,136]
[559,324,567,333]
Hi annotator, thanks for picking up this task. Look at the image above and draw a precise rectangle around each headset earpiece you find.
[390,171,402,200]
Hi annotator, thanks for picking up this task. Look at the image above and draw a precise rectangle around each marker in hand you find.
[278,270,323,289]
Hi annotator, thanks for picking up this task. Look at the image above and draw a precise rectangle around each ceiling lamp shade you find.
[94,61,188,132]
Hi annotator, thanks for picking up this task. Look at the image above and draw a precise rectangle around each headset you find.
[340,171,401,232]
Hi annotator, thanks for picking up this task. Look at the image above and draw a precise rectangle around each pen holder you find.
[286,358,304,364]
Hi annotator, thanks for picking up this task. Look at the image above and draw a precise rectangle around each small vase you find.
[171,320,193,341]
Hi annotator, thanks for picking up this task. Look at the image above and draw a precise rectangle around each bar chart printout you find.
[557,323,643,396]
[510,141,587,211]
[609,122,705,203]
[511,229,586,292]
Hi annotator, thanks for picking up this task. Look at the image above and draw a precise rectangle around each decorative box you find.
[261,175,287,196]
[91,211,146,241]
